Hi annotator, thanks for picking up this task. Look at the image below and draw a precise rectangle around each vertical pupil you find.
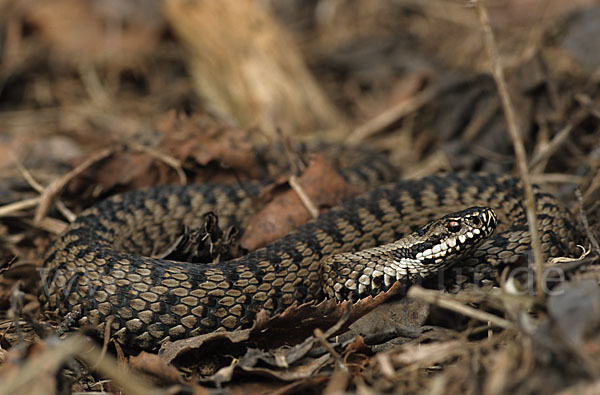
[448,221,461,232]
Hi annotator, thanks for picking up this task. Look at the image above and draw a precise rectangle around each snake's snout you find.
[454,206,497,239]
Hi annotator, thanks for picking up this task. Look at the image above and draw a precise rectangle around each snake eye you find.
[448,220,461,233]
[472,217,481,226]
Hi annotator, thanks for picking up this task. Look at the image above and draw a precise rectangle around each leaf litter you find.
[1,0,600,394]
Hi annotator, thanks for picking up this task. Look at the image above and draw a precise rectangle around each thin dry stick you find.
[575,93,600,119]
[75,337,164,395]
[322,362,351,395]
[473,0,545,300]
[0,197,40,217]
[0,335,162,395]
[289,175,319,219]
[92,315,115,370]
[15,160,44,192]
[576,189,600,252]
[314,328,346,366]
[126,142,187,185]
[278,127,306,175]
[529,108,587,170]
[580,169,600,205]
[462,96,500,143]
[407,286,514,329]
[530,173,585,185]
[313,305,352,375]
[34,147,115,224]
[346,85,437,144]
[277,128,319,218]
[15,159,76,222]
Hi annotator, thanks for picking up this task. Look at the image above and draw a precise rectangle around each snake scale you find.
[41,171,582,351]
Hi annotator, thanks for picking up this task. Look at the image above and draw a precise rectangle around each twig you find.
[14,160,44,192]
[580,168,600,205]
[0,336,86,395]
[473,0,545,301]
[34,216,68,235]
[576,189,600,252]
[314,328,346,369]
[313,304,353,377]
[407,286,514,329]
[346,85,437,144]
[462,96,500,143]
[575,93,600,119]
[529,109,587,170]
[529,173,585,185]
[92,316,115,370]
[33,147,115,225]
[126,142,187,185]
[78,64,109,105]
[0,335,163,395]
[322,361,351,395]
[15,159,76,222]
[277,127,306,175]
[289,175,319,219]
[8,282,25,344]
[0,256,17,276]
[0,197,40,217]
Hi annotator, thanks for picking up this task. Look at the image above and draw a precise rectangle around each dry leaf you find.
[129,352,182,385]
[241,154,361,250]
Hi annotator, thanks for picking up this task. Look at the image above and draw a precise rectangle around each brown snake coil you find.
[41,173,581,350]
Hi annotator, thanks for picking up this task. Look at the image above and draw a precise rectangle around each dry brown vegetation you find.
[1,0,600,394]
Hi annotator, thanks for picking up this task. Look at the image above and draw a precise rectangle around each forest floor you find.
[1,1,600,394]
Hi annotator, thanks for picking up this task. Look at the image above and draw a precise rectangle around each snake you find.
[40,171,582,351]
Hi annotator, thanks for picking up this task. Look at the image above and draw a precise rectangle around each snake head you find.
[411,206,497,267]
[322,206,498,301]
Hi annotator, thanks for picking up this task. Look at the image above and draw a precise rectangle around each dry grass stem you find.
[78,64,109,105]
[576,189,600,252]
[31,216,68,235]
[0,335,163,395]
[407,285,515,329]
[472,0,545,301]
[581,169,600,205]
[529,109,587,170]
[289,175,320,219]
[530,173,586,184]
[322,362,351,395]
[15,160,77,222]
[74,338,164,395]
[462,96,500,143]
[15,160,44,192]
[314,328,346,369]
[127,142,187,185]
[575,93,600,119]
[33,147,115,225]
[347,86,437,144]
[0,197,41,218]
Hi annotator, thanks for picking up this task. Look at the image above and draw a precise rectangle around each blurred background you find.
[1,0,600,392]
[1,0,599,176]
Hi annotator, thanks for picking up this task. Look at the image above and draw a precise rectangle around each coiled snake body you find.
[41,173,581,350]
